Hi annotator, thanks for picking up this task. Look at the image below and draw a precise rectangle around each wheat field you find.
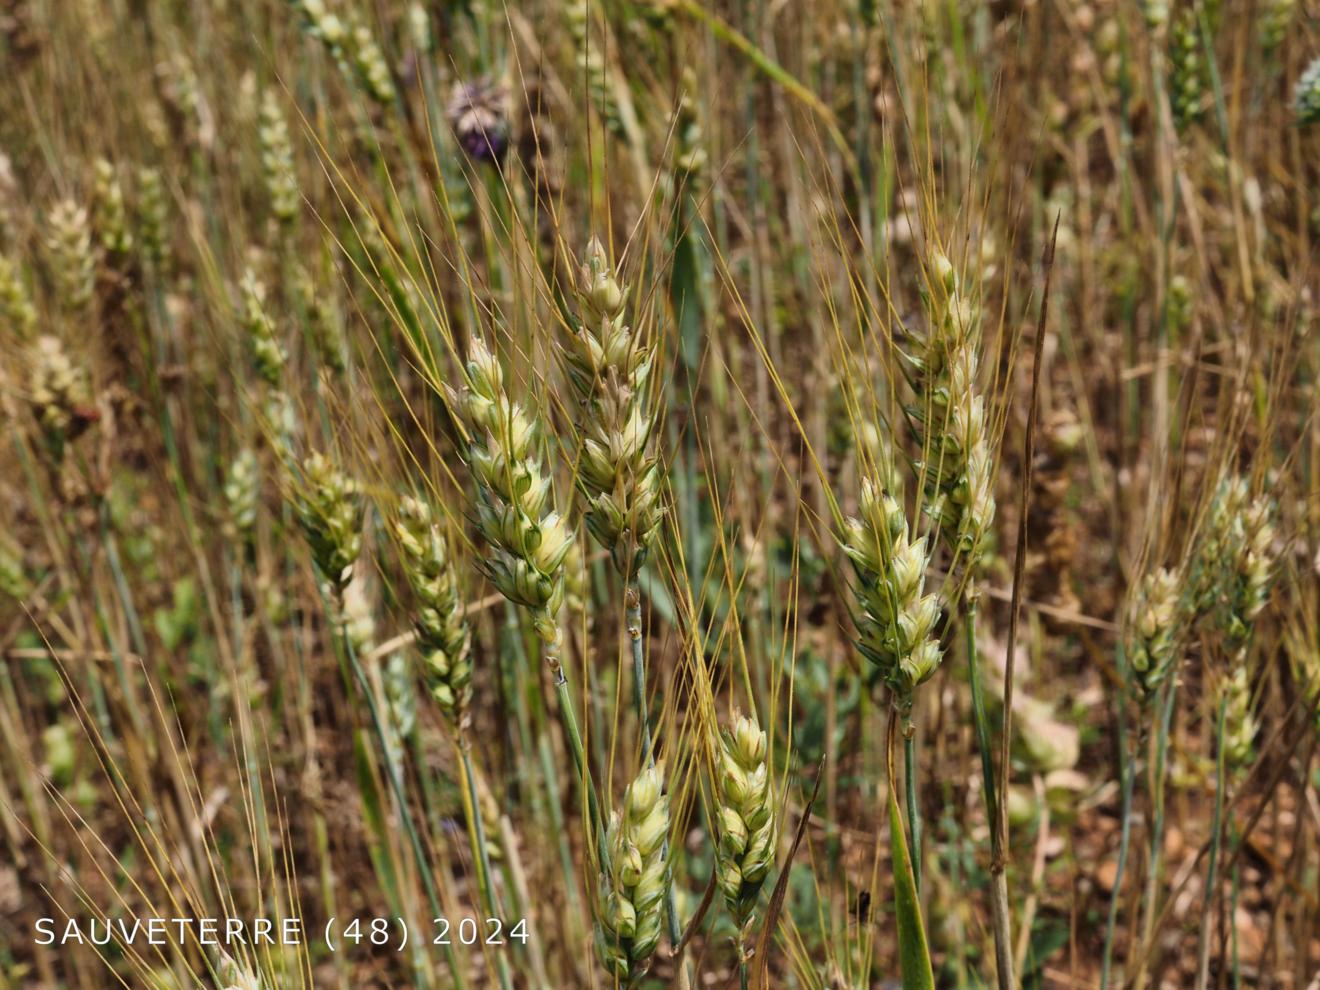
[0,0,1318,988]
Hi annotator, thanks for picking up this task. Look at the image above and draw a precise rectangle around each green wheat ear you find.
[1295,56,1320,125]
[1128,566,1183,703]
[562,236,665,579]
[595,763,671,985]
[1192,476,1277,646]
[239,269,286,388]
[0,254,37,340]
[715,713,777,930]
[909,250,996,567]
[215,952,265,990]
[1168,10,1205,133]
[135,166,168,270]
[839,477,943,707]
[258,90,300,225]
[393,495,474,731]
[91,158,132,261]
[45,197,95,312]
[1219,664,1256,773]
[294,451,364,601]
[448,334,572,648]
[1258,0,1295,55]
[28,334,92,461]
[223,448,260,547]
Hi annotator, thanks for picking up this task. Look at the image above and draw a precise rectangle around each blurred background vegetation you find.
[0,0,1317,987]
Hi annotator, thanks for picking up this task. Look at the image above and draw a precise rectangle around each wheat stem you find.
[1133,677,1178,990]
[1194,694,1228,990]
[1101,642,1136,989]
[903,729,922,894]
[965,596,1013,989]
[339,617,467,988]
[626,585,654,764]
[548,646,606,855]
[627,583,692,986]
[457,738,514,990]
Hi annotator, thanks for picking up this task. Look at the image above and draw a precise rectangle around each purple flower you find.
[447,80,509,163]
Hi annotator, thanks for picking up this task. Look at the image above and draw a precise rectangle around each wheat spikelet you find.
[290,0,393,106]
[595,764,670,984]
[294,451,363,600]
[1128,566,1183,702]
[1258,0,1295,58]
[1168,10,1204,132]
[1219,664,1255,772]
[135,166,168,269]
[346,14,395,106]
[394,495,474,730]
[381,650,417,772]
[91,158,132,260]
[239,269,286,388]
[563,237,664,578]
[0,253,36,339]
[1192,476,1277,648]
[715,713,776,930]
[223,448,260,545]
[45,198,95,311]
[259,90,300,225]
[910,250,995,566]
[448,336,573,649]
[28,334,92,459]
[296,262,346,374]
[1294,56,1320,125]
[290,0,349,54]
[215,953,265,990]
[839,476,943,706]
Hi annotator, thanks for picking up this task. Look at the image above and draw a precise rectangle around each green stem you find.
[904,729,922,894]
[627,582,691,989]
[1229,822,1241,990]
[458,741,514,990]
[96,499,149,738]
[965,601,998,841]
[627,587,655,763]
[339,618,467,989]
[965,598,1014,990]
[1194,696,1228,990]
[548,645,606,858]
[504,606,588,937]
[675,0,857,175]
[1101,644,1136,989]
[1134,678,1178,990]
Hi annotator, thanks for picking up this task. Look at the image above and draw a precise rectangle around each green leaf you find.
[889,792,935,989]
